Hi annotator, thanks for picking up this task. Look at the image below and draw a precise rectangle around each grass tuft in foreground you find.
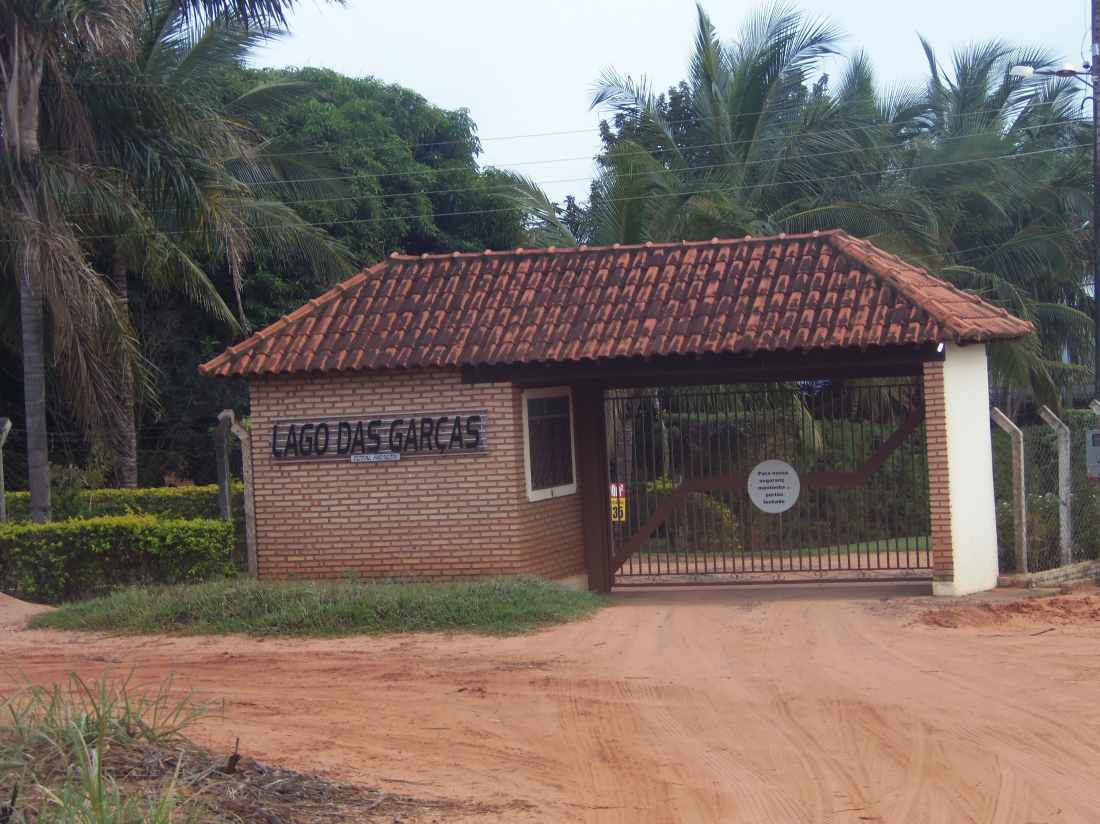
[0,670,500,823]
[28,575,607,637]
[0,670,212,824]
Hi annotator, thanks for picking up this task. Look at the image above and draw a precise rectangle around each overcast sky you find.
[253,0,1089,204]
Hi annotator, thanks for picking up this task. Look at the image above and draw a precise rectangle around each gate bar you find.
[611,406,926,572]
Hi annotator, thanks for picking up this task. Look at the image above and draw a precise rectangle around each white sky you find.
[253,0,1089,204]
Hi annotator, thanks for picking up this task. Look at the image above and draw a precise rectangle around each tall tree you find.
[0,0,321,513]
[69,0,354,486]
[0,0,139,521]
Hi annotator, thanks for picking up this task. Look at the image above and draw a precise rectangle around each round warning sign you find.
[747,459,801,513]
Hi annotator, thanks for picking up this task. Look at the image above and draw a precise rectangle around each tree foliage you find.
[508,3,1091,400]
[0,12,524,492]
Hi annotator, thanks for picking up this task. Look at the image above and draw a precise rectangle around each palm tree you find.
[505,2,1090,400]
[69,0,353,486]
[883,40,1092,398]
[0,0,317,517]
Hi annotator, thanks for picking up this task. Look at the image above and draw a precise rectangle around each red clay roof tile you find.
[199,231,1034,378]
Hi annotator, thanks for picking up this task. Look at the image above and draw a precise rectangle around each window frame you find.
[521,385,578,502]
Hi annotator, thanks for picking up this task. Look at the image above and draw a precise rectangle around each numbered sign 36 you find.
[747,460,800,513]
[610,483,627,522]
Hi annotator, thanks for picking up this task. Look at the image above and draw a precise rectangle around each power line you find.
[248,72,1088,158]
[252,135,1087,209]
[248,115,1085,189]
[80,144,1082,238]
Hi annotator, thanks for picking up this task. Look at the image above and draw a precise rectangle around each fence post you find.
[990,408,1027,573]
[1038,405,1072,567]
[215,413,232,520]
[0,418,10,525]
[220,410,257,579]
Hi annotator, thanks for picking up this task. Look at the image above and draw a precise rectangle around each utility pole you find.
[1094,0,1100,401]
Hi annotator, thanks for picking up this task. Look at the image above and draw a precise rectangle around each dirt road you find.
[4,584,1100,823]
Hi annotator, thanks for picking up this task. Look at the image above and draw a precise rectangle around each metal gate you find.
[606,378,931,585]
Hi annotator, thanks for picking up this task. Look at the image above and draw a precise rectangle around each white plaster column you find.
[930,342,1000,596]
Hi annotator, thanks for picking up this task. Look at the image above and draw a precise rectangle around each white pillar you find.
[931,343,1000,596]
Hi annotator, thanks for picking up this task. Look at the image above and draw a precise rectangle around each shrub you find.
[0,515,236,603]
[644,477,742,554]
[4,482,244,523]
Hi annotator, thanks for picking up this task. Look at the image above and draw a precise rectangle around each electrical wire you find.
[241,115,1086,189]
[77,143,1086,239]
[253,137,1088,209]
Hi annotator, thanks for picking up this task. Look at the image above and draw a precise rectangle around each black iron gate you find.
[606,378,931,585]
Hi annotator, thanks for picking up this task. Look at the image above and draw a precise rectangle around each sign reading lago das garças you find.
[271,409,488,464]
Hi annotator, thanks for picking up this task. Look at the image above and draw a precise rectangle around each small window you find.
[522,387,577,501]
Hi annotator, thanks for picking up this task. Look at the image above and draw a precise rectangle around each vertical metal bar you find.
[730,387,743,574]
[918,379,931,569]
[838,383,851,569]
[827,382,831,567]
[816,386,828,572]
[690,391,702,576]
[856,384,868,570]
[763,391,775,573]
[1092,0,1100,402]
[791,387,801,572]
[0,418,10,525]
[871,384,884,569]
[885,382,897,569]
[861,385,872,570]
[748,386,756,575]
[899,380,913,569]
[635,395,644,577]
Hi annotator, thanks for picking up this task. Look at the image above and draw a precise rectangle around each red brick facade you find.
[923,359,953,584]
[248,368,586,582]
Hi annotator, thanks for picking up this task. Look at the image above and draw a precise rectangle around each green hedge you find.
[4,483,243,523]
[0,515,236,603]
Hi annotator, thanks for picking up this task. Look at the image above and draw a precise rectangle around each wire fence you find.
[0,426,238,493]
[991,408,1100,574]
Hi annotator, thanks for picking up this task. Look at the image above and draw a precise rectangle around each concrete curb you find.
[998,559,1100,589]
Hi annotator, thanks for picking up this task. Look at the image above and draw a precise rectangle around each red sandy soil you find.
[3,583,1100,823]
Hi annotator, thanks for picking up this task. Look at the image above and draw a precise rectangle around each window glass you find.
[527,394,573,491]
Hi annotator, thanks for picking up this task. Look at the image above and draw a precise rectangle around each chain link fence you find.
[0,425,236,494]
[992,407,1100,573]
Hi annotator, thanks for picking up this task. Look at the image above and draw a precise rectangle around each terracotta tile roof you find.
[200,230,1033,378]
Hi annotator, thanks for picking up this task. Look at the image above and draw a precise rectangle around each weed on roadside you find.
[0,669,509,823]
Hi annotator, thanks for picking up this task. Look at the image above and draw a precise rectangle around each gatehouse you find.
[200,230,1031,595]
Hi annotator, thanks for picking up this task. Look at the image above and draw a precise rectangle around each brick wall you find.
[248,369,586,582]
[923,359,953,584]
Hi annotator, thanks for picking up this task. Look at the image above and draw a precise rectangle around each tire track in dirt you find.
[633,680,811,823]
[836,603,1100,820]
[6,585,1100,822]
[646,601,837,823]
[748,603,875,824]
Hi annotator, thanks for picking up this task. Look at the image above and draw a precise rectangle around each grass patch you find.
[0,670,500,823]
[28,575,607,637]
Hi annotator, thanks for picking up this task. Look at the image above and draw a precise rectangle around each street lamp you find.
[1010,60,1098,401]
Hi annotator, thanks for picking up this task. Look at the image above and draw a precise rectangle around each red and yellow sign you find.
[610,483,627,522]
